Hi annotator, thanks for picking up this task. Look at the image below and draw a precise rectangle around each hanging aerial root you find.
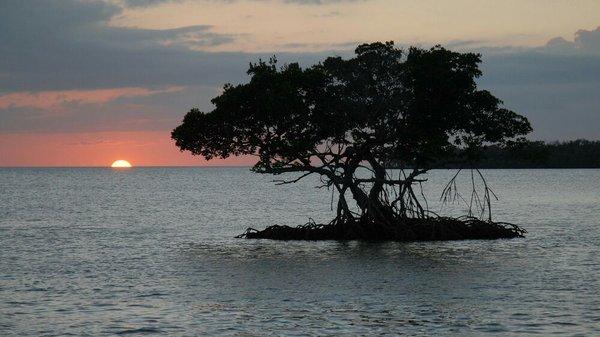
[236,216,526,241]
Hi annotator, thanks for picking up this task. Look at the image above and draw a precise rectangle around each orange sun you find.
[111,159,132,168]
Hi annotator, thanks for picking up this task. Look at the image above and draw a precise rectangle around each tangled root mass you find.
[237,216,525,241]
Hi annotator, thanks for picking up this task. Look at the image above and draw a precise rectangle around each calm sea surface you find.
[1,168,599,336]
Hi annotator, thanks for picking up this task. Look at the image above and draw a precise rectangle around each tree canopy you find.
[172,42,532,234]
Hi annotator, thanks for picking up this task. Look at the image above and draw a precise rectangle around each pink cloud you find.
[0,86,185,109]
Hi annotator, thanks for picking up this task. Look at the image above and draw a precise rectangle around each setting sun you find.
[110,159,132,168]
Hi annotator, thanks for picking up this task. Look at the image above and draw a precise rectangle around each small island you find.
[172,42,532,241]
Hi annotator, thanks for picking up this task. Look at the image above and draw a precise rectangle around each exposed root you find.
[236,216,525,241]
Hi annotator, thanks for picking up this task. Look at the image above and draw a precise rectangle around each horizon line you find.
[0,165,254,168]
[2,166,600,170]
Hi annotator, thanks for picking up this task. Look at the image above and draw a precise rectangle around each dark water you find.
[1,168,599,336]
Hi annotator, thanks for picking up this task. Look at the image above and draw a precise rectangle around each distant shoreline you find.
[388,139,600,169]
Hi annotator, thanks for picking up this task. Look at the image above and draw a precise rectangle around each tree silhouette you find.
[172,42,532,240]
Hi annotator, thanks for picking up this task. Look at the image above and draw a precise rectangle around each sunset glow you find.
[1,1,600,167]
[111,160,132,168]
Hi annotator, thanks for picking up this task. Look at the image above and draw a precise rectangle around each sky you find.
[1,0,600,166]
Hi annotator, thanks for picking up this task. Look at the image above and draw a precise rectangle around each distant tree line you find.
[388,140,600,169]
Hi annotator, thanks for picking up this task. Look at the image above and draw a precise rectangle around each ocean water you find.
[1,168,599,336]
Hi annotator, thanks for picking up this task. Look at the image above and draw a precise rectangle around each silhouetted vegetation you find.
[173,42,532,241]
[408,140,600,169]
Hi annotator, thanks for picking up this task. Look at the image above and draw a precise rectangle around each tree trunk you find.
[367,156,386,206]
